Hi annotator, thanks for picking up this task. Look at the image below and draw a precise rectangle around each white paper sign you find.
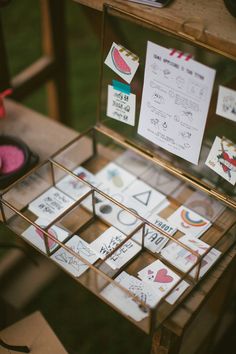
[138,41,216,164]
[104,42,139,84]
[205,136,236,185]
[107,84,136,126]
[216,86,236,122]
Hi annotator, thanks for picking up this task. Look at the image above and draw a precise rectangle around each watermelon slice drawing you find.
[111,47,131,75]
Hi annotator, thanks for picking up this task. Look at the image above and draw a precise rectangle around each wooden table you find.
[73,0,236,59]
[1,100,236,354]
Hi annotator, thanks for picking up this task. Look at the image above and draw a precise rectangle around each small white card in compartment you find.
[167,205,211,238]
[91,194,147,235]
[56,166,101,200]
[101,272,151,322]
[95,162,136,193]
[138,259,180,298]
[90,226,141,270]
[185,190,226,222]
[161,235,221,278]
[115,150,151,176]
[21,217,69,254]
[216,86,236,122]
[138,41,216,165]
[141,165,182,195]
[124,179,166,213]
[165,280,190,305]
[51,235,99,277]
[28,187,75,221]
[107,83,136,126]
[104,42,139,84]
[205,136,236,185]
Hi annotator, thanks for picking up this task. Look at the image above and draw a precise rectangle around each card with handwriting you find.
[205,136,236,185]
[21,217,69,254]
[28,187,75,221]
[56,166,101,200]
[51,235,99,277]
[95,162,136,194]
[104,42,139,84]
[167,205,211,238]
[91,227,141,270]
[138,259,180,297]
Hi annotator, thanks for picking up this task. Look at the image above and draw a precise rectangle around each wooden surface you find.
[0,99,78,162]
[74,0,236,58]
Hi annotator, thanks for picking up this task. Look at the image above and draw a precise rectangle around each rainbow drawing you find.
[180,209,207,228]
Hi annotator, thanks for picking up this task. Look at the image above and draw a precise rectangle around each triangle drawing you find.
[133,190,151,206]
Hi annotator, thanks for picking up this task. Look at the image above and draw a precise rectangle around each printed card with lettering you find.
[161,234,221,277]
[95,162,136,194]
[167,206,211,238]
[21,217,69,254]
[101,272,151,322]
[107,83,136,126]
[28,187,75,221]
[51,235,99,277]
[91,227,141,270]
[205,136,236,185]
[56,166,101,200]
[124,179,166,213]
[138,260,180,297]
[104,42,139,84]
[185,190,225,222]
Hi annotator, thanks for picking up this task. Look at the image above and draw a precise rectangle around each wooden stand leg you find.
[151,327,182,354]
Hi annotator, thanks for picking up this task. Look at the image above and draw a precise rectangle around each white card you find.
[141,165,181,195]
[185,190,225,222]
[107,84,136,126]
[167,205,211,238]
[165,280,190,305]
[91,227,141,270]
[216,86,236,122]
[115,150,151,176]
[104,42,139,84]
[51,235,99,277]
[138,41,216,164]
[56,166,101,200]
[95,162,136,194]
[205,136,236,185]
[124,179,166,213]
[21,217,69,254]
[161,234,221,278]
[138,259,180,297]
[101,272,150,322]
[28,187,75,221]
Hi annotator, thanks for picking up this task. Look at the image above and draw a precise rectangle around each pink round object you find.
[0,145,25,174]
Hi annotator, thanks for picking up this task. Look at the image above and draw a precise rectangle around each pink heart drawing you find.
[35,226,57,249]
[154,268,173,283]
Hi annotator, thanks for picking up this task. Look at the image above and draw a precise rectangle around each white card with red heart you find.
[104,42,139,84]
[167,205,211,238]
[91,226,141,270]
[51,235,99,277]
[28,187,75,221]
[95,162,137,194]
[21,217,69,254]
[138,260,180,297]
[124,179,166,213]
[56,166,101,200]
[205,136,236,185]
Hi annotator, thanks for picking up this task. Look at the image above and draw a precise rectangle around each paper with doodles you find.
[138,41,216,164]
